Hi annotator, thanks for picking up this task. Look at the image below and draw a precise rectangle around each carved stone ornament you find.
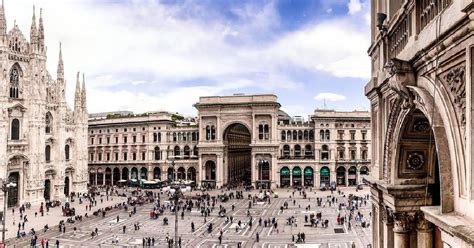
[406,152,424,170]
[381,206,394,224]
[393,212,415,233]
[415,212,433,231]
[443,66,466,126]
[385,58,416,109]
[412,120,430,133]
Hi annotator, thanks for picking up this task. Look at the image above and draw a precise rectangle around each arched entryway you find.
[280,167,290,187]
[113,168,120,185]
[167,167,174,181]
[153,167,161,180]
[64,176,70,196]
[203,160,216,188]
[105,168,112,185]
[292,166,302,187]
[97,168,104,185]
[44,179,51,201]
[122,167,129,180]
[320,166,330,187]
[359,166,369,176]
[336,166,346,186]
[303,167,314,187]
[224,123,251,187]
[177,167,186,180]
[348,166,357,186]
[7,172,20,207]
[130,167,138,180]
[140,167,148,180]
[89,169,96,185]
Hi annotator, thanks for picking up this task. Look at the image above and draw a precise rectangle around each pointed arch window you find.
[45,112,53,134]
[11,119,20,140]
[9,64,21,98]
[45,145,51,163]
[65,144,70,161]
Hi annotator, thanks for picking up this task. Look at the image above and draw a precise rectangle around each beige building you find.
[365,0,474,247]
[0,4,88,207]
[88,94,370,190]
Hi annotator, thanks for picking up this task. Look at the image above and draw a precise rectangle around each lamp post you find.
[168,158,185,248]
[1,179,16,246]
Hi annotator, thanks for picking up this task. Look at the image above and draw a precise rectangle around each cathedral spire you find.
[30,6,38,49]
[74,71,81,108]
[82,73,87,111]
[57,42,64,79]
[0,0,7,44]
[38,8,45,52]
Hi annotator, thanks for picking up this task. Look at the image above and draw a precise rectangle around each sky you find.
[5,0,371,118]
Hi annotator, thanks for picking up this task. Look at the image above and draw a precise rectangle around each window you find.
[350,150,356,160]
[153,133,158,142]
[193,146,198,156]
[362,132,366,140]
[350,131,355,141]
[142,135,145,142]
[115,137,118,143]
[65,144,70,161]
[321,145,329,160]
[211,126,216,140]
[45,145,51,162]
[184,146,190,159]
[45,112,52,134]
[264,125,269,140]
[173,133,177,142]
[9,64,20,98]
[44,145,51,163]
[304,144,313,158]
[132,136,136,143]
[123,136,127,143]
[282,145,290,158]
[11,119,20,140]
[132,153,137,160]
[99,138,102,144]
[292,130,297,141]
[107,137,110,144]
[294,145,301,158]
[281,131,286,141]
[286,131,291,141]
[158,133,161,142]
[90,153,94,161]
[297,131,303,140]
[325,130,330,140]
[115,152,118,161]
[338,131,344,140]
[259,125,264,140]
[320,130,324,141]
[339,150,344,160]
[106,153,110,161]
[91,138,94,144]
[98,153,102,161]
[206,126,216,140]
[174,146,181,158]
[142,152,145,160]
[303,130,308,140]
[133,128,136,132]
[258,124,270,140]
[362,150,367,160]
[309,130,314,141]
[154,147,160,160]
[123,152,128,160]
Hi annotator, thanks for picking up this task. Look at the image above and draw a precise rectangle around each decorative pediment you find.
[8,103,27,114]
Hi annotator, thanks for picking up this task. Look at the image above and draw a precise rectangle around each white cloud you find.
[314,93,347,102]
[3,0,369,114]
[348,0,362,15]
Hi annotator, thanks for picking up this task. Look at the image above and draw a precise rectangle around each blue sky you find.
[7,0,371,117]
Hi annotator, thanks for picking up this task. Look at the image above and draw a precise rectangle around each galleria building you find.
[0,4,88,207]
[366,0,474,247]
[88,95,371,190]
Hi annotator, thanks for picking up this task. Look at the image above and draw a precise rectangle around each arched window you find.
[184,146,190,159]
[320,130,324,141]
[286,131,291,141]
[294,145,301,158]
[258,124,264,140]
[9,64,21,98]
[304,144,313,158]
[325,130,330,140]
[11,119,20,140]
[264,124,269,140]
[321,145,329,160]
[173,133,177,142]
[154,147,160,160]
[309,130,314,141]
[45,145,51,163]
[174,146,180,158]
[206,126,211,140]
[192,132,197,141]
[303,130,309,140]
[193,146,198,157]
[157,132,161,142]
[351,150,356,160]
[297,130,303,140]
[65,144,70,161]
[45,112,53,134]
[211,126,216,140]
[292,130,297,140]
[153,133,158,142]
[281,131,286,141]
[283,145,290,158]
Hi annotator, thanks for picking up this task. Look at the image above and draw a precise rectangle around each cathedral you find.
[0,3,88,207]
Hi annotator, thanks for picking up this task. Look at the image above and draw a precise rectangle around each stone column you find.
[382,207,394,248]
[102,173,106,185]
[95,172,98,185]
[416,213,433,248]
[393,213,413,248]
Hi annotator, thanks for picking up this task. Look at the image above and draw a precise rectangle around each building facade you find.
[366,0,474,247]
[0,4,88,207]
[88,94,370,190]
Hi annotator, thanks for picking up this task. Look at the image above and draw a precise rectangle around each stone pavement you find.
[7,187,372,248]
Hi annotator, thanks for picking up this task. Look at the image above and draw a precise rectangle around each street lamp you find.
[168,158,187,248]
[1,179,17,246]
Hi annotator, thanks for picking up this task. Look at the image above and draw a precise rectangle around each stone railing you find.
[389,13,411,57]
[418,0,452,31]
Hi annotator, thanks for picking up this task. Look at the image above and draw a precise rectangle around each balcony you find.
[279,156,315,160]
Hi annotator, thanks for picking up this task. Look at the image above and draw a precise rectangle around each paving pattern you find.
[7,187,371,248]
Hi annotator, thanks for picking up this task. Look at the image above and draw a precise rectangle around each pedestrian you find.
[256,232,260,242]
[123,225,126,233]
[55,239,59,248]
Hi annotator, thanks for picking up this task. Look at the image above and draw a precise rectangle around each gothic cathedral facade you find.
[0,3,88,207]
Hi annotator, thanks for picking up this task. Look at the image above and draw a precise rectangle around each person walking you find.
[256,232,260,242]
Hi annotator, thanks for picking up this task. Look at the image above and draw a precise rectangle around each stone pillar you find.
[345,170,349,186]
[393,213,413,248]
[102,173,106,185]
[95,173,98,185]
[382,207,394,248]
[416,213,433,248]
